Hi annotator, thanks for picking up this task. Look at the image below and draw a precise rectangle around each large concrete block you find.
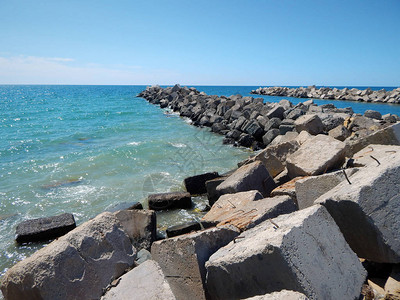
[286,134,346,178]
[184,172,220,195]
[294,114,323,135]
[148,192,192,210]
[253,141,299,177]
[270,176,307,206]
[350,144,400,167]
[216,161,276,197]
[151,225,240,300]
[206,177,227,206]
[1,212,136,300]
[101,260,176,300]
[244,290,309,300]
[15,213,76,243]
[205,205,366,300]
[114,209,156,251]
[315,150,400,263]
[346,122,400,155]
[202,191,296,230]
[295,168,358,210]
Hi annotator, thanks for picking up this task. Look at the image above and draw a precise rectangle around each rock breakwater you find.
[138,84,400,152]
[251,86,400,104]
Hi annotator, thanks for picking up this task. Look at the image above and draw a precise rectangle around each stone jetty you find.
[2,85,400,299]
[251,86,400,104]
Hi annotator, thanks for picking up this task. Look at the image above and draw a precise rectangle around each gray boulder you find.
[101,260,176,300]
[364,110,382,120]
[328,124,350,141]
[205,205,366,300]
[295,168,358,210]
[216,161,276,197]
[294,114,323,135]
[262,129,280,146]
[15,213,76,243]
[315,148,400,263]
[1,212,136,300]
[152,225,240,300]
[114,209,156,251]
[286,134,346,178]
[266,105,285,119]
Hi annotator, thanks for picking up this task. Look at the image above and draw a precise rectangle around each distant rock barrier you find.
[138,84,400,151]
[251,86,400,104]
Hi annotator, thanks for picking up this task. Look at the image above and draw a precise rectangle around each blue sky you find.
[0,0,399,85]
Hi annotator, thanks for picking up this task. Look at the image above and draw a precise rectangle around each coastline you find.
[251,85,400,104]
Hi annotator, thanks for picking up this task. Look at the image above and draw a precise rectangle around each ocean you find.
[0,85,399,280]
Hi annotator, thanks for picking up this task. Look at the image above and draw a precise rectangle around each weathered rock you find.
[279,124,295,135]
[364,110,382,120]
[262,129,281,146]
[270,176,307,206]
[295,130,312,145]
[152,225,240,300]
[206,177,226,206]
[216,161,276,197]
[101,260,176,300]
[243,290,309,300]
[263,118,281,132]
[328,124,350,141]
[15,213,76,243]
[184,172,220,195]
[315,149,400,263]
[238,133,255,147]
[253,141,300,177]
[114,209,157,251]
[202,192,297,230]
[1,212,136,300]
[270,131,299,145]
[205,205,366,300]
[294,114,323,135]
[350,144,400,167]
[286,134,346,178]
[345,122,400,155]
[295,168,358,210]
[166,221,217,238]
[148,192,192,210]
[266,106,285,120]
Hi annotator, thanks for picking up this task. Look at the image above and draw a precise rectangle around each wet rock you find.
[238,134,254,148]
[202,192,297,230]
[151,225,240,300]
[315,149,400,263]
[101,260,176,300]
[294,114,323,135]
[286,134,346,178]
[205,205,366,300]
[148,192,192,210]
[216,161,276,197]
[1,212,136,300]
[15,213,76,244]
[184,172,220,195]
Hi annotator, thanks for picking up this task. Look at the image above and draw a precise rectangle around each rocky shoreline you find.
[251,85,400,104]
[1,85,400,299]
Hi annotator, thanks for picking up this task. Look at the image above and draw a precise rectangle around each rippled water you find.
[0,84,399,282]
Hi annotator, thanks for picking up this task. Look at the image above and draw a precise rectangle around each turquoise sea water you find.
[0,85,399,281]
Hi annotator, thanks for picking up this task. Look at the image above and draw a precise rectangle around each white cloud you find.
[0,55,179,85]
